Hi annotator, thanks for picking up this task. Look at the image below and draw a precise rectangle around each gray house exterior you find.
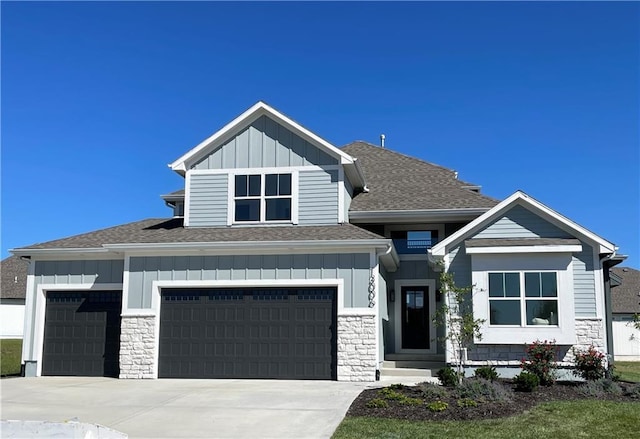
[13,102,624,380]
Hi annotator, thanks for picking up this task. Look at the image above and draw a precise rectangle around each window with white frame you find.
[488,271,558,326]
[234,173,292,222]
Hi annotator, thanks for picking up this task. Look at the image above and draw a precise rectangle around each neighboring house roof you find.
[341,142,499,213]
[430,190,617,256]
[611,267,640,314]
[12,218,387,250]
[1,256,28,299]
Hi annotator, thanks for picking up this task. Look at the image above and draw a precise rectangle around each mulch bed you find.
[346,379,640,421]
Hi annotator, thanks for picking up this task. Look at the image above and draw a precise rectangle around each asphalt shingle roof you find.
[341,141,499,211]
[16,219,386,250]
[1,256,28,299]
[611,267,640,314]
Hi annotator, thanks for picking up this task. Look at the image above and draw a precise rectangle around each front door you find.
[401,286,429,349]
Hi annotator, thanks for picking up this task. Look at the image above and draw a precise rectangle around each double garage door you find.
[42,287,336,380]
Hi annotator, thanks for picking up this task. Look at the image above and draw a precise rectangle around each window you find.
[488,272,558,326]
[391,230,438,254]
[234,173,292,222]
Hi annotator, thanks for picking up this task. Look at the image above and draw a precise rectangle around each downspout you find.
[600,247,618,367]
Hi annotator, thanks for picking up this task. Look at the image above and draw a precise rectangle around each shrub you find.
[457,398,478,408]
[514,371,540,392]
[455,378,511,402]
[521,339,558,385]
[625,383,640,399]
[366,398,389,408]
[474,365,499,382]
[426,400,448,412]
[388,383,406,391]
[377,387,405,401]
[578,378,623,397]
[437,366,461,387]
[572,346,606,381]
[419,382,448,400]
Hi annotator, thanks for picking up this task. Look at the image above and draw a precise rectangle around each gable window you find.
[234,173,292,222]
[489,271,558,326]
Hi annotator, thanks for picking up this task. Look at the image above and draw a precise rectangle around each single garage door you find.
[158,287,336,379]
[42,291,122,377]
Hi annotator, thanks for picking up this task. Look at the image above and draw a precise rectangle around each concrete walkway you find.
[0,377,372,439]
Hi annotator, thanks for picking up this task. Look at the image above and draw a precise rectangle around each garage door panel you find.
[43,291,122,377]
[159,287,336,379]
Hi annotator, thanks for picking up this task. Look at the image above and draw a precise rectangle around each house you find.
[1,256,28,339]
[12,102,625,381]
[610,267,640,360]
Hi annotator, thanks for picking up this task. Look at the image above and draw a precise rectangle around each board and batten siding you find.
[127,253,371,309]
[187,173,228,227]
[298,169,339,225]
[192,115,338,170]
[473,205,572,239]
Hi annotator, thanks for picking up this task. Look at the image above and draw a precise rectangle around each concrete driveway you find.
[0,377,371,439]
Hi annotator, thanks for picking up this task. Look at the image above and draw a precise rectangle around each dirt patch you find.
[346,380,640,421]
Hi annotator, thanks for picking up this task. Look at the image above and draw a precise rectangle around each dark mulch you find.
[346,379,640,422]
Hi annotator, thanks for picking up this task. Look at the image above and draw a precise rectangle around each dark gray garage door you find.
[42,291,122,377]
[158,287,336,380]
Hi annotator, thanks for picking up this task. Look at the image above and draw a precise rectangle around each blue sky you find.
[2,2,638,268]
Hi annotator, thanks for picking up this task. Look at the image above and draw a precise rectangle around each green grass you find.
[615,362,640,383]
[332,401,640,439]
[1,339,22,376]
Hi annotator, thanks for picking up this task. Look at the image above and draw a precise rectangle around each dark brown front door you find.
[401,286,429,349]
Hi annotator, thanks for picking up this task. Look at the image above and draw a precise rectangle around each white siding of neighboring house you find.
[0,299,25,339]
[613,315,640,361]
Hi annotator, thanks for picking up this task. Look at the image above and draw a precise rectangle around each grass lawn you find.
[1,339,22,376]
[333,401,639,439]
[616,361,640,383]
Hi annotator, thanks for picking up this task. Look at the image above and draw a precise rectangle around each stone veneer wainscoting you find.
[337,313,377,381]
[119,315,156,379]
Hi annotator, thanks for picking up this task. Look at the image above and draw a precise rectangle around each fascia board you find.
[169,101,356,172]
[465,244,583,254]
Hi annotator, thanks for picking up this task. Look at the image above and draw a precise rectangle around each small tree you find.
[433,267,485,384]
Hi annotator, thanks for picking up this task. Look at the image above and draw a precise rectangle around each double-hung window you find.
[488,271,558,326]
[234,173,292,222]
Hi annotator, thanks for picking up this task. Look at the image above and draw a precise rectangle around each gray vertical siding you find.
[34,260,124,285]
[193,116,338,169]
[573,243,596,317]
[448,245,472,288]
[474,205,572,239]
[298,169,339,225]
[127,253,371,309]
[188,173,228,226]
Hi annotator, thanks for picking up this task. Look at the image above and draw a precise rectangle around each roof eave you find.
[349,208,491,224]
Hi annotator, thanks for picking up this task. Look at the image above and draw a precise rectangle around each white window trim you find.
[486,271,559,327]
[471,253,576,345]
[227,169,299,225]
[393,279,437,354]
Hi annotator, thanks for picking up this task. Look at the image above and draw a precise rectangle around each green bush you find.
[514,371,540,392]
[437,366,460,387]
[388,383,406,390]
[474,365,499,382]
[426,400,448,412]
[377,387,406,401]
[572,346,607,381]
[419,382,448,400]
[455,378,511,402]
[578,379,623,398]
[457,398,478,408]
[521,339,558,385]
[366,398,389,408]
